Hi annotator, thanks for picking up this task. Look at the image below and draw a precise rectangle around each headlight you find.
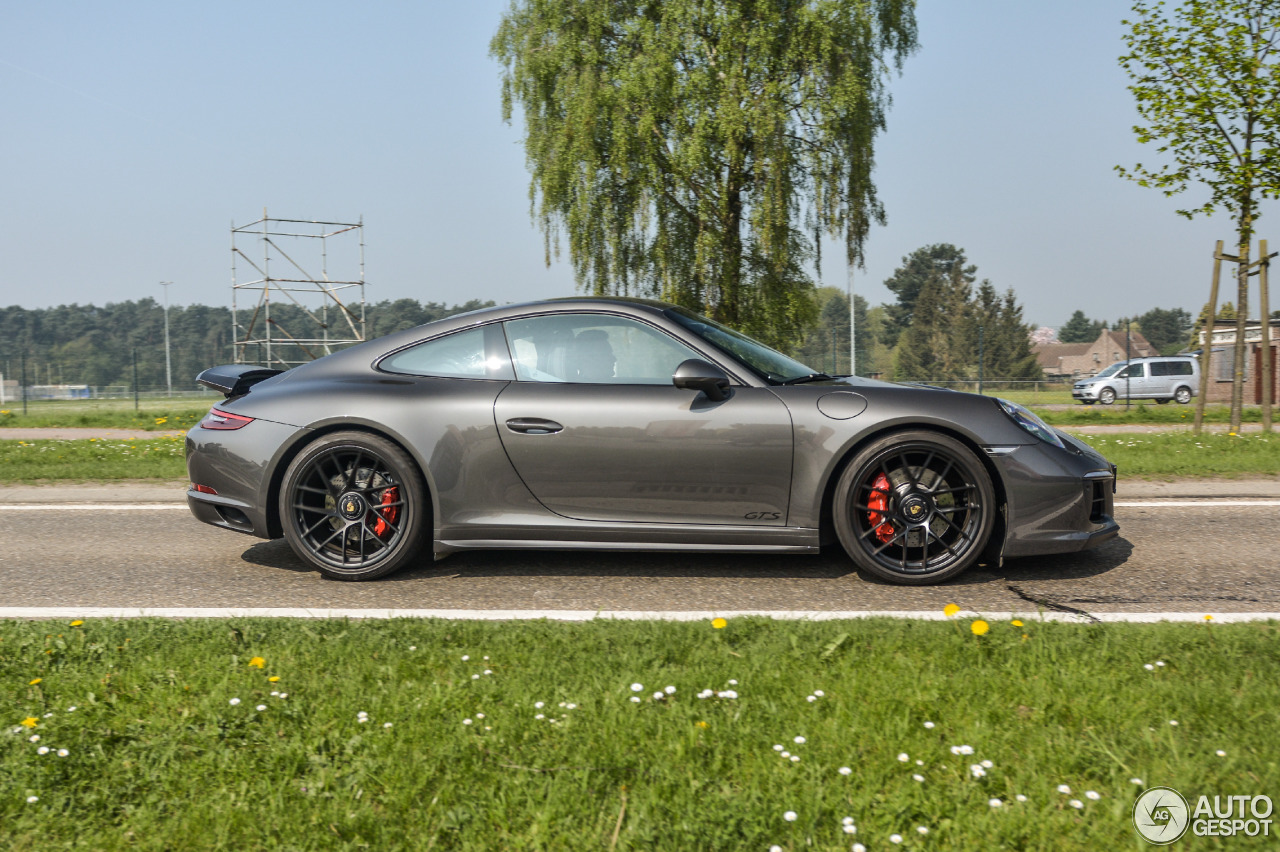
[996,398,1065,448]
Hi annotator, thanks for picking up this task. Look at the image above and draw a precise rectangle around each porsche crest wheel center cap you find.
[337,492,366,521]
[901,495,930,524]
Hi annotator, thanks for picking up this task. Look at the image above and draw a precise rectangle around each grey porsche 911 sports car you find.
[185,297,1118,585]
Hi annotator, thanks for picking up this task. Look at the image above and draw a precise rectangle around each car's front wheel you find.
[280,431,429,580]
[833,431,996,585]
[1099,387,1116,405]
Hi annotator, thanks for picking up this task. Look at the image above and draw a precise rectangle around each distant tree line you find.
[0,298,494,390]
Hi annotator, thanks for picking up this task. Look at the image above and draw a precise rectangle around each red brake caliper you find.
[868,473,896,543]
[373,487,399,537]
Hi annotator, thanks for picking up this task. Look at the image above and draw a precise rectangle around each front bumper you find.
[1071,385,1101,401]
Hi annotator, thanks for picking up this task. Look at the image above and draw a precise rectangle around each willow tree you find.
[1118,0,1280,431]
[491,0,917,348]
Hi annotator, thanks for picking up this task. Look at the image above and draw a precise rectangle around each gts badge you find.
[744,511,781,520]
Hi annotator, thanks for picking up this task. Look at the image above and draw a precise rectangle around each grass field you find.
[0,398,213,432]
[3,616,1276,850]
[5,427,1280,484]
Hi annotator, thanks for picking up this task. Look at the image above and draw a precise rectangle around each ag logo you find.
[1134,786,1190,845]
[345,499,357,514]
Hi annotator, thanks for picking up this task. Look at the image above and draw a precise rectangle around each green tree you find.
[881,244,973,348]
[971,283,1043,383]
[1135,306,1193,354]
[491,0,918,349]
[1058,310,1106,343]
[892,260,973,382]
[791,286,873,376]
[1119,0,1280,430]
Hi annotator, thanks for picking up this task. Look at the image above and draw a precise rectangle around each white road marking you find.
[0,607,1273,623]
[0,504,188,511]
[1115,501,1280,507]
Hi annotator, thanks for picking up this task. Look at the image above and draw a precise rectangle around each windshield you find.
[1093,362,1126,378]
[664,306,820,383]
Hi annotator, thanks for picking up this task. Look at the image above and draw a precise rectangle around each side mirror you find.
[672,359,731,402]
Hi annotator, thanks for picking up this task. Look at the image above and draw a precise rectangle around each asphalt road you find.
[3,491,1278,616]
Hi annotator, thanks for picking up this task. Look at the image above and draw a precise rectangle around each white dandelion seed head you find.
[664,685,676,695]
[838,766,852,776]
[989,798,1003,808]
[783,810,797,822]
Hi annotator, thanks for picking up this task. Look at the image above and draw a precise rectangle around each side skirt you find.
[434,524,821,558]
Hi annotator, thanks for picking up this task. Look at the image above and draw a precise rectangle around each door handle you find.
[505,417,563,435]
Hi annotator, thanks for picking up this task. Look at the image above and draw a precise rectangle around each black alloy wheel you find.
[280,431,429,580]
[1174,386,1192,404]
[1099,387,1117,405]
[833,431,996,585]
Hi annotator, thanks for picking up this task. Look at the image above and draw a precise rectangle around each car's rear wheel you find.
[833,431,996,585]
[280,431,429,580]
[1174,386,1192,404]
[1099,387,1116,405]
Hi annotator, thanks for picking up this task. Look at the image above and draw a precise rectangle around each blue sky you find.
[1,1,1272,329]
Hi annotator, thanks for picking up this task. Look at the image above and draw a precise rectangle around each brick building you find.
[1197,319,1280,404]
[1033,329,1155,379]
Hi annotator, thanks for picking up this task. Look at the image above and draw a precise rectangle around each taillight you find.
[192,483,218,495]
[199,408,255,430]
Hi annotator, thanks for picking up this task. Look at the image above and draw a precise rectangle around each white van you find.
[1072,356,1199,405]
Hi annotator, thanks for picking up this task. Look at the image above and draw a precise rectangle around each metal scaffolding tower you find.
[231,209,366,367]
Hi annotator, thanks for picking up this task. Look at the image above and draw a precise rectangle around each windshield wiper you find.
[779,372,835,385]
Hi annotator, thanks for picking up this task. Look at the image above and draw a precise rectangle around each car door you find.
[492,312,794,525]
[1118,362,1149,398]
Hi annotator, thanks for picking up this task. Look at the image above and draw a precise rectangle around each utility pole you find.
[160,281,173,397]
[847,264,856,377]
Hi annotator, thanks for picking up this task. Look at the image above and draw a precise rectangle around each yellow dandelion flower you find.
[1011,619,1023,627]
[696,721,709,729]
[155,417,168,425]
[1204,614,1214,622]
[970,620,989,636]
[943,603,961,618]
[28,678,42,686]
[248,657,265,669]
[268,675,280,683]
[711,618,727,629]
[20,717,38,728]
[70,620,83,627]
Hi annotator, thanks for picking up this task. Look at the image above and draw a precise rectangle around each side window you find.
[380,326,514,380]
[1175,360,1194,376]
[504,314,702,384]
[1150,361,1170,377]
[1120,363,1145,378]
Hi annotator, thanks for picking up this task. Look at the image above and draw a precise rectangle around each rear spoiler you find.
[196,365,284,398]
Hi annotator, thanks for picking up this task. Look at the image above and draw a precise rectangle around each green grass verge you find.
[0,439,186,483]
[1039,403,1263,427]
[3,617,1276,850]
[0,399,212,431]
[1074,431,1280,479]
